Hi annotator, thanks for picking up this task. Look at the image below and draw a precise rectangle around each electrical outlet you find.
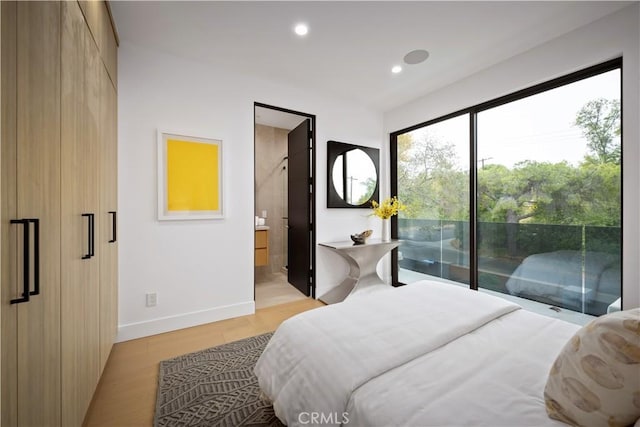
[146,292,157,307]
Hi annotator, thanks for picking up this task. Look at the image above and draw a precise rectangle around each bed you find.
[254,280,581,426]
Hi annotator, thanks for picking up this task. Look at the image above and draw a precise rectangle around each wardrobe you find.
[1,1,118,425]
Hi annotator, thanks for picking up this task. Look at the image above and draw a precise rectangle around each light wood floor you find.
[83,298,324,427]
[255,271,308,309]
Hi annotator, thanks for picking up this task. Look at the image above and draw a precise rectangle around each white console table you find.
[318,239,401,304]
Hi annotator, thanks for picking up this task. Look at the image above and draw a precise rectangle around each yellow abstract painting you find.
[158,132,223,220]
[167,139,218,211]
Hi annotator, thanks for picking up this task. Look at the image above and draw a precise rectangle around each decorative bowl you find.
[350,229,373,245]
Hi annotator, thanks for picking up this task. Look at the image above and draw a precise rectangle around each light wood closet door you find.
[85,9,103,406]
[99,1,118,88]
[79,1,117,87]
[1,4,19,425]
[98,64,118,373]
[60,1,101,425]
[1,2,62,426]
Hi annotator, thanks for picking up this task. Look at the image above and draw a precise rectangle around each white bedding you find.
[254,281,521,426]
[346,309,579,427]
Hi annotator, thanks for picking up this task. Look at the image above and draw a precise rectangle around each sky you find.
[336,69,620,203]
[403,69,621,170]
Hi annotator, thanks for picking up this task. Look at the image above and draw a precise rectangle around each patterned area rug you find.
[154,332,284,427]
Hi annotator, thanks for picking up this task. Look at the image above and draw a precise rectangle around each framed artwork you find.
[157,130,224,220]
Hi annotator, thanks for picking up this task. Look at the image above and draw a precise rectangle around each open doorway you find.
[254,103,316,309]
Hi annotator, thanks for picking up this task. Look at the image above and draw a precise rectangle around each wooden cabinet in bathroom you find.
[255,229,269,266]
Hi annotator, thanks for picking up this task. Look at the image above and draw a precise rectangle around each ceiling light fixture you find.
[391,65,402,74]
[404,49,430,65]
[294,23,308,36]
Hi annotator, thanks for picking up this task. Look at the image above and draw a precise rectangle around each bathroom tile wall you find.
[255,124,289,276]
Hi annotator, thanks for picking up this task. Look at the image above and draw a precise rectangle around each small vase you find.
[381,219,391,242]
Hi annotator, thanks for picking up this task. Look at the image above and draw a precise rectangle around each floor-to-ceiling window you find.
[391,59,622,318]
[394,114,471,284]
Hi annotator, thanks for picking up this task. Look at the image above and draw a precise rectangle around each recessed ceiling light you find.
[391,65,402,74]
[404,49,430,65]
[294,23,308,36]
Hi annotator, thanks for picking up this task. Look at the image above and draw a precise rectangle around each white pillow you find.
[544,308,640,427]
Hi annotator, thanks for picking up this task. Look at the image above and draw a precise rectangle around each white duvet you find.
[254,281,522,426]
[346,308,579,427]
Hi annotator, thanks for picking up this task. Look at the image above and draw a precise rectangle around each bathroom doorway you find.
[254,103,316,309]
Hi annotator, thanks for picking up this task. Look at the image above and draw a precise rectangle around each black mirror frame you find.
[327,140,379,208]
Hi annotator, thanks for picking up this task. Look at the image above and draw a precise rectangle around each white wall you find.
[384,4,640,310]
[117,42,383,341]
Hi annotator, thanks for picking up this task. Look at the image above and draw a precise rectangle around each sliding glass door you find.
[392,60,621,317]
[394,114,471,285]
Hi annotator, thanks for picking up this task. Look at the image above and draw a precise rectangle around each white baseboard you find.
[116,301,256,342]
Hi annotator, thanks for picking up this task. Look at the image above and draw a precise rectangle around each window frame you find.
[390,57,623,303]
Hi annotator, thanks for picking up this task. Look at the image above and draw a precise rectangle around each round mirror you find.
[331,148,377,206]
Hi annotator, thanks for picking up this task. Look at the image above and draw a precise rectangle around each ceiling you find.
[255,106,307,130]
[111,1,631,112]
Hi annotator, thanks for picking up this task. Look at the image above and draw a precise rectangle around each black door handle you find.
[109,211,117,243]
[25,218,39,296]
[10,219,30,304]
[90,213,95,257]
[82,213,93,259]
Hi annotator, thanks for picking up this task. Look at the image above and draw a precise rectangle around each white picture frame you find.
[157,130,224,220]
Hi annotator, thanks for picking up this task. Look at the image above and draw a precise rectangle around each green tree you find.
[576,162,621,227]
[397,132,467,221]
[356,177,377,205]
[397,96,622,241]
[478,161,584,255]
[477,160,618,225]
[575,98,621,165]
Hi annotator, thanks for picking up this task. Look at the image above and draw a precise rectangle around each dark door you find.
[287,119,311,296]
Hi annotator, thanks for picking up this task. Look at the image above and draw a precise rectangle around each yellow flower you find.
[371,196,406,219]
